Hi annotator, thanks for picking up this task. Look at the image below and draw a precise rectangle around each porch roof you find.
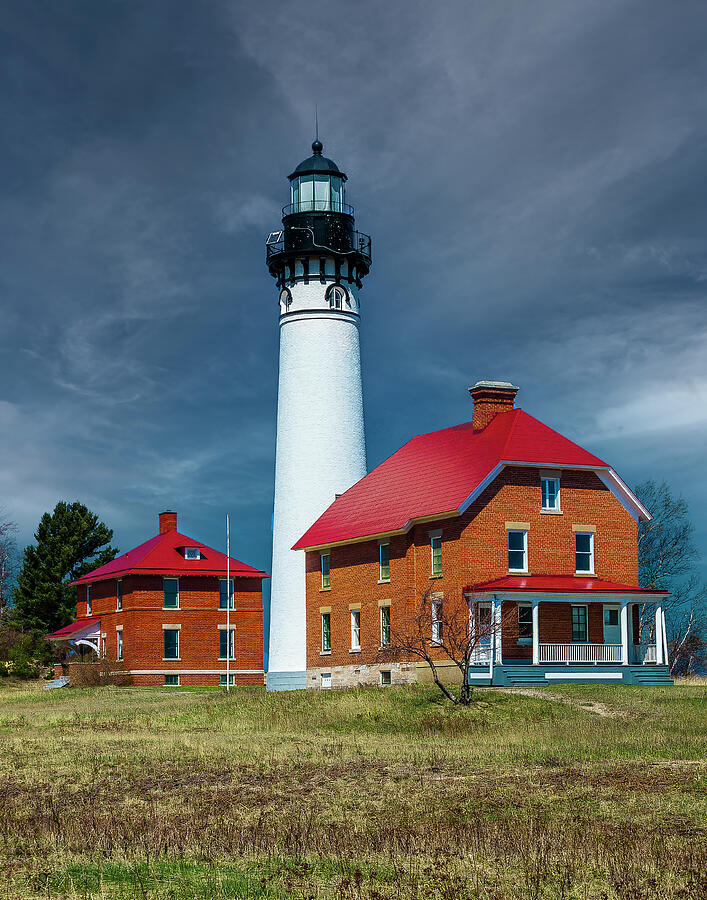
[466,575,669,596]
[47,617,101,641]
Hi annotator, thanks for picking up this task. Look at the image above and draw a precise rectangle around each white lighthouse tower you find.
[265,140,372,690]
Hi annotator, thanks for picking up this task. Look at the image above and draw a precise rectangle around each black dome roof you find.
[288,141,347,181]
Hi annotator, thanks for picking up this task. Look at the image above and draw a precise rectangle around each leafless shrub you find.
[68,656,133,687]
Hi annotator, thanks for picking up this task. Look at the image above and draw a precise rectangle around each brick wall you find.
[305,467,639,673]
[74,574,264,686]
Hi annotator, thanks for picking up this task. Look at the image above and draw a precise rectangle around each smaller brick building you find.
[48,511,267,687]
[293,382,671,689]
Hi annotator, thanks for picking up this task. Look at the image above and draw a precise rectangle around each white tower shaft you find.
[266,141,371,691]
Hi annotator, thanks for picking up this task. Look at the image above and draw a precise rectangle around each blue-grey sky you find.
[3,0,707,600]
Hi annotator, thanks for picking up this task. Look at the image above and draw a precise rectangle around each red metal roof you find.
[47,617,100,640]
[466,575,668,595]
[72,529,268,585]
[293,408,614,549]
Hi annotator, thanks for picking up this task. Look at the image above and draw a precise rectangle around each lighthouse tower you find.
[265,141,372,690]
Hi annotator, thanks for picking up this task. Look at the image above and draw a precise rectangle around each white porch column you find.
[655,603,664,665]
[532,600,540,665]
[620,601,629,665]
[488,597,496,680]
[494,597,503,663]
[662,609,669,668]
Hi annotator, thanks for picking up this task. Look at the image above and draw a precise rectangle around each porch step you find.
[498,666,549,686]
[628,665,673,686]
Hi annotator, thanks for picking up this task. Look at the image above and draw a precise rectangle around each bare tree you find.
[635,480,706,675]
[389,589,506,704]
[0,512,18,620]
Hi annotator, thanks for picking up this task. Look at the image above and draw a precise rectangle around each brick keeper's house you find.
[48,511,267,686]
[294,382,672,689]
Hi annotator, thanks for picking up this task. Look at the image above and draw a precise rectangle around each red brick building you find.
[293,382,671,688]
[48,511,267,687]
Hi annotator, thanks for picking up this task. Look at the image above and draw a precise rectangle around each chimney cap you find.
[469,380,520,393]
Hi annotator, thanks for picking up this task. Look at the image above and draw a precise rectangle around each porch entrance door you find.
[603,605,621,644]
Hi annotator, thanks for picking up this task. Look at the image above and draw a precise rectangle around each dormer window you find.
[184,547,201,560]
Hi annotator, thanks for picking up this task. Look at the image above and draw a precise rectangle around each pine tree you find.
[12,502,118,633]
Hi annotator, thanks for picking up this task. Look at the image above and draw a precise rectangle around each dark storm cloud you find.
[2,0,707,577]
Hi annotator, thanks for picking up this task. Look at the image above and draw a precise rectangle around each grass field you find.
[0,680,705,899]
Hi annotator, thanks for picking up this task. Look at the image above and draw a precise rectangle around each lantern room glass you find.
[290,174,345,212]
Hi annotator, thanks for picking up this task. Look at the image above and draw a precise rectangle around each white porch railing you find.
[539,643,623,664]
[632,643,657,664]
[470,646,492,665]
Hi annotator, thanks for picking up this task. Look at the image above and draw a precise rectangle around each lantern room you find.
[288,140,349,214]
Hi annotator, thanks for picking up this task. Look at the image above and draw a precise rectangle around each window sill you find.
[349,648,361,654]
[163,607,180,611]
[429,573,443,580]
[508,570,529,576]
[540,508,563,515]
[218,658,236,662]
[162,658,181,662]
[319,587,331,593]
[378,645,391,651]
[378,578,390,585]
[575,571,596,577]
[320,650,331,656]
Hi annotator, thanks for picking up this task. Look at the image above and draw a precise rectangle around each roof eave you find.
[294,509,460,552]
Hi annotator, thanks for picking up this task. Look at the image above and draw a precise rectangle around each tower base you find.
[266,670,307,692]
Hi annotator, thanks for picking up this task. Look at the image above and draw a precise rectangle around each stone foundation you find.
[307,661,417,690]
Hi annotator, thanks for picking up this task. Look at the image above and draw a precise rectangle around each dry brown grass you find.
[0,680,704,898]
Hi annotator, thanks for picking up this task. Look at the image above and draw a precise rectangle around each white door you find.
[603,605,621,644]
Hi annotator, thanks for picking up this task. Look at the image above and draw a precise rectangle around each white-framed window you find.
[575,532,594,573]
[116,580,122,611]
[116,629,123,660]
[350,609,361,651]
[326,284,348,309]
[321,552,330,589]
[220,673,236,686]
[541,476,561,511]
[163,578,179,609]
[165,674,179,686]
[321,612,331,652]
[517,603,533,644]
[163,628,179,660]
[508,530,528,572]
[380,605,391,647]
[432,600,443,643]
[101,635,107,657]
[219,627,235,660]
[184,547,201,560]
[430,531,442,576]
[86,585,92,616]
[321,672,332,689]
[571,604,589,643]
[219,578,235,609]
[380,670,391,686]
[379,542,390,582]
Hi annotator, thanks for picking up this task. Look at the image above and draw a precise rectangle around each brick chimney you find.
[469,381,519,431]
[159,510,178,534]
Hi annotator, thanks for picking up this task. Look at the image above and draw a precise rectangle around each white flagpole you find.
[226,513,230,693]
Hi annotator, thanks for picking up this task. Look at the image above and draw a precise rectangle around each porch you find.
[465,576,672,685]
